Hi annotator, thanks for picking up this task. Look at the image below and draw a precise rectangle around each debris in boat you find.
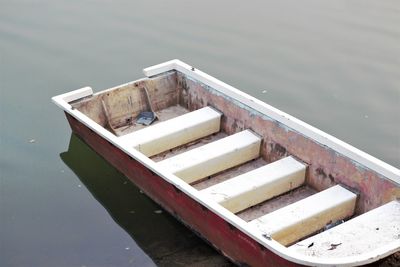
[120,118,133,132]
[308,242,314,248]
[125,247,130,250]
[154,209,163,214]
[324,219,344,230]
[136,86,158,126]
[262,233,271,240]
[311,251,316,256]
[29,139,36,143]
[328,243,342,250]
[136,111,156,126]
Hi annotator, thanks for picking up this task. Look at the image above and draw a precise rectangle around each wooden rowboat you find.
[53,60,400,266]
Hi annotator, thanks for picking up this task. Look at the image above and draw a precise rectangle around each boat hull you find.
[65,111,303,267]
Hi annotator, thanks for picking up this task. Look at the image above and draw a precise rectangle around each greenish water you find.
[1,1,399,266]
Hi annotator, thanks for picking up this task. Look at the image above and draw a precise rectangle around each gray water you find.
[1,1,399,266]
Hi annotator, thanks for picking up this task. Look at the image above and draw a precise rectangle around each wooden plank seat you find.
[157,130,261,184]
[201,156,306,213]
[118,106,222,156]
[288,200,400,258]
[248,185,357,246]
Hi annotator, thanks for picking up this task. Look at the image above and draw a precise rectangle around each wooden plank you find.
[201,156,306,213]
[248,185,357,246]
[158,130,261,183]
[288,200,400,258]
[119,107,222,157]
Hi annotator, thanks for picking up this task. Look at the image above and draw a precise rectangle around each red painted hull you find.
[65,112,303,267]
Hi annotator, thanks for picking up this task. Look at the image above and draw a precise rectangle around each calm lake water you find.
[1,1,399,266]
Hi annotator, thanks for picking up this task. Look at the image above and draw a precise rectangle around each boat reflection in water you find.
[60,134,232,267]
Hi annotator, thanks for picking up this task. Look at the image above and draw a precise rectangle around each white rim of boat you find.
[52,60,400,266]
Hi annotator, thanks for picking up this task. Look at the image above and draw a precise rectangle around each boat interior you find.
[70,70,400,259]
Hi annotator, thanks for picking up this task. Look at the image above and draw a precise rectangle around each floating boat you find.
[53,60,400,266]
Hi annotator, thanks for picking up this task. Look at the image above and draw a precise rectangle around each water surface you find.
[1,1,399,266]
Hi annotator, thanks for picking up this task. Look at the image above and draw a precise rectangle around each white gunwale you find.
[52,60,400,266]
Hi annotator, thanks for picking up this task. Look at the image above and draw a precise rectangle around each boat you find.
[52,60,400,266]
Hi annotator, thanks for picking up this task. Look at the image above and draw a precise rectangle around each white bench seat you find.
[158,130,261,184]
[201,156,306,213]
[249,185,357,246]
[288,200,400,258]
[119,106,221,157]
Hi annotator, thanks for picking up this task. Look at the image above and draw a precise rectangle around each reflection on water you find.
[60,134,232,267]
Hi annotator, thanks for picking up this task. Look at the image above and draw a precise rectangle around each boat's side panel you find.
[177,73,400,214]
[65,112,303,267]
